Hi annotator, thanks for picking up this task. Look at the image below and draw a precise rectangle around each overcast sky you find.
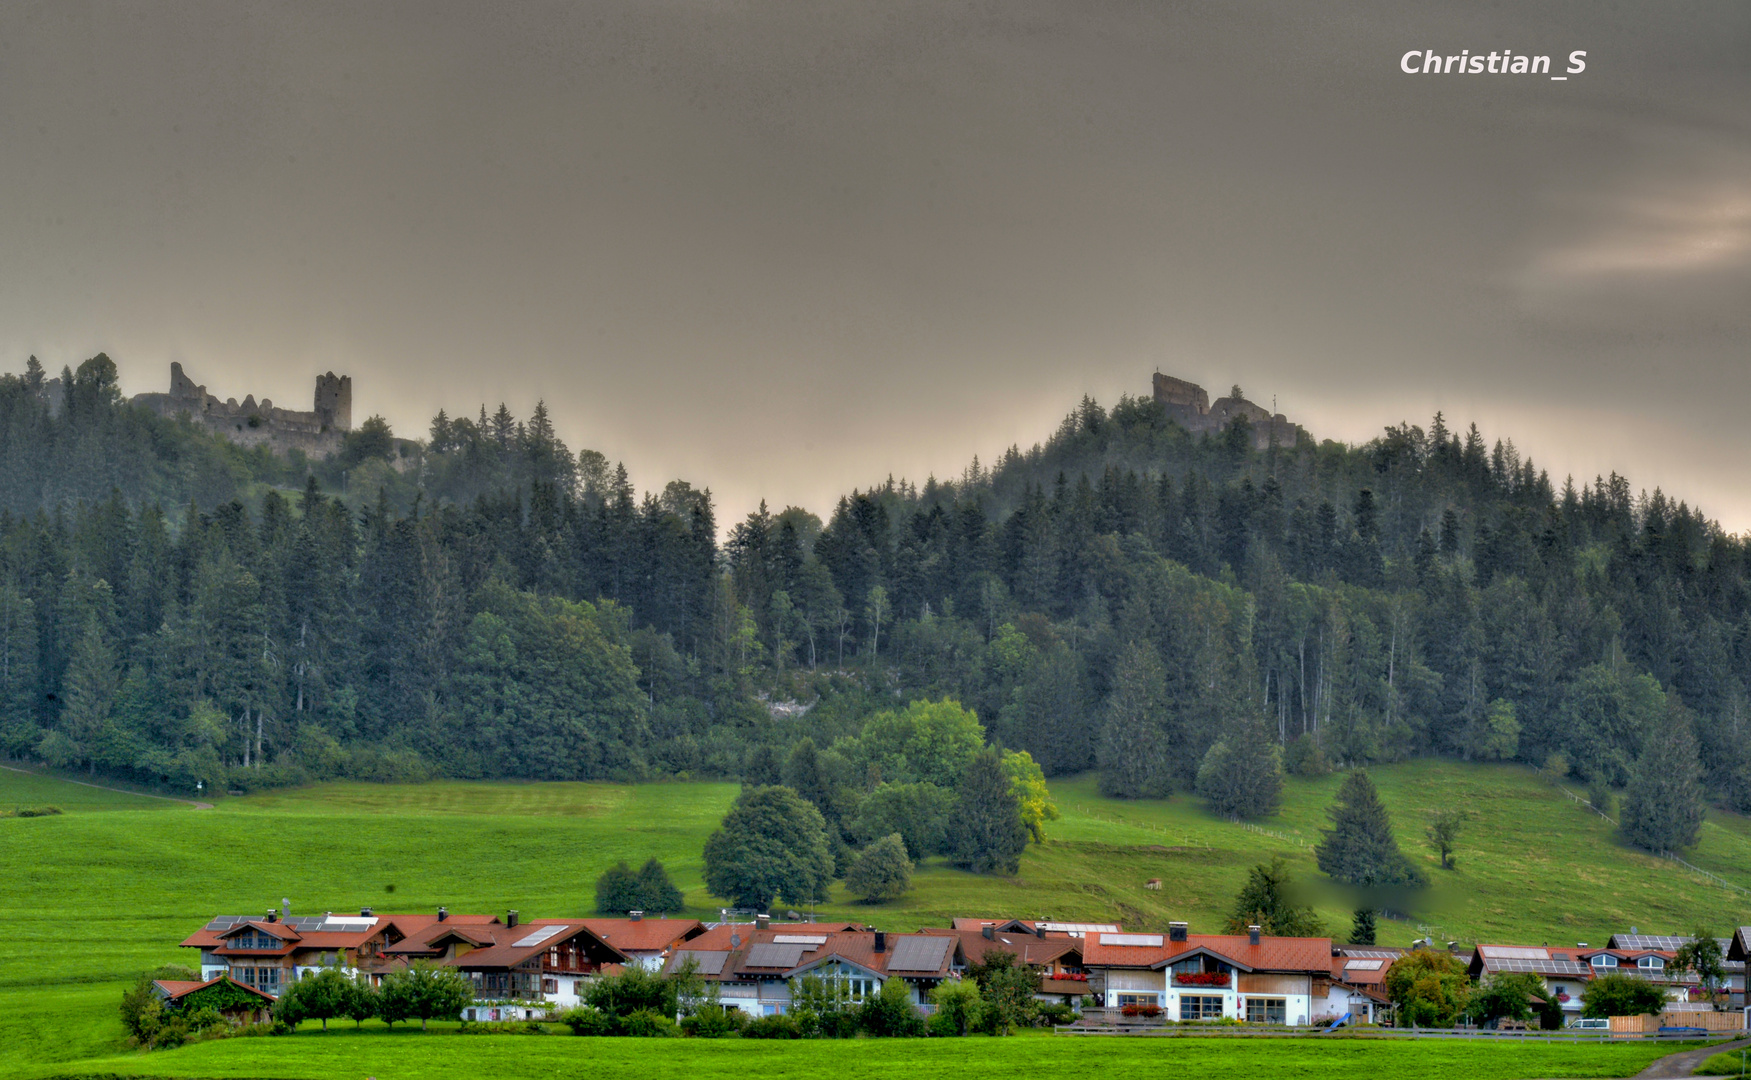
[2,1,1748,529]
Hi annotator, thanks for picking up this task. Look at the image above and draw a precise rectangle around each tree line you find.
[1,355,1741,855]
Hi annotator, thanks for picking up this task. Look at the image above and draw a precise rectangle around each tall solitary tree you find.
[1315,769,1426,887]
[702,785,834,910]
[1224,856,1324,937]
[1196,720,1284,819]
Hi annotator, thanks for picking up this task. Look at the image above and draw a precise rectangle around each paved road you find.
[1636,1036,1751,1078]
[0,763,214,809]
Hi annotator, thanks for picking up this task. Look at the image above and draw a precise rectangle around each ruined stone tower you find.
[313,372,352,433]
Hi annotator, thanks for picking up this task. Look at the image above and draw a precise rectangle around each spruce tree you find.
[948,747,1029,875]
[1096,641,1170,798]
[1196,720,1284,819]
[634,858,685,913]
[1315,769,1425,887]
[1620,718,1705,854]
[1350,908,1377,946]
[595,861,641,914]
[1225,856,1323,937]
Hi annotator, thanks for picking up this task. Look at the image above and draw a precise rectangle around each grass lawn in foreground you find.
[1692,1046,1751,1076]
[16,1031,1698,1080]
[3,760,1750,1077]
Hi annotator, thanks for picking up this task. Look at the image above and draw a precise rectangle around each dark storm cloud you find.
[1,1,1747,525]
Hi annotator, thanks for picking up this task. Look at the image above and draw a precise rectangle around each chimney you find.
[266,910,278,923]
[630,910,644,922]
[1036,925,1047,939]
[507,910,518,929]
[1248,925,1261,946]
[1576,942,1588,949]
[438,906,449,922]
[1169,922,1188,943]
[982,925,995,940]
[360,908,373,917]
[875,931,887,953]
[755,914,770,931]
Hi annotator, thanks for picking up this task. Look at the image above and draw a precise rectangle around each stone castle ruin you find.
[131,363,352,455]
[1152,372,1302,450]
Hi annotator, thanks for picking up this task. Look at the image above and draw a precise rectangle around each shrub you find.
[10,805,63,817]
[621,1007,678,1037]
[560,1006,615,1036]
[1036,1002,1078,1027]
[856,978,924,1037]
[679,1003,748,1038]
[742,1013,803,1039]
[927,979,985,1036]
[845,833,913,902]
[1582,973,1668,1018]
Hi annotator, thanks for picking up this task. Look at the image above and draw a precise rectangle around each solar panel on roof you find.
[1037,922,1121,934]
[1344,959,1384,971]
[672,950,728,975]
[512,925,568,948]
[887,936,952,973]
[743,943,807,969]
[1100,933,1163,947]
[1479,946,1548,960]
[320,916,378,932]
[772,935,828,945]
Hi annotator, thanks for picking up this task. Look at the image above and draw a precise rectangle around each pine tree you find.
[948,747,1029,875]
[55,617,119,773]
[1620,716,1705,854]
[1196,720,1284,819]
[1315,769,1426,887]
[633,858,685,913]
[1224,857,1323,937]
[595,861,641,914]
[1096,641,1170,798]
[1350,908,1377,946]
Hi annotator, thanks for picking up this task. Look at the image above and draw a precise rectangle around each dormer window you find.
[1638,956,1664,970]
[1590,955,1618,968]
[232,932,282,950]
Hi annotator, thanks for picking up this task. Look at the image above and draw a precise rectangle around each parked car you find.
[1570,1017,1610,1030]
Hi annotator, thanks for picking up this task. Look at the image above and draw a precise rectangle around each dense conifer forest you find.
[1,354,1745,846]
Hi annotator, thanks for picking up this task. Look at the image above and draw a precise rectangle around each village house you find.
[1608,932,1746,1009]
[1317,947,1400,1023]
[922,918,1102,1007]
[663,921,958,1015]
[1081,921,1333,1024]
[150,975,278,1026]
[1467,941,1700,1024]
[180,906,501,995]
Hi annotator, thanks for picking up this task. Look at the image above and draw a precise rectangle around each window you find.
[1590,955,1618,968]
[1244,998,1287,1024]
[542,978,558,994]
[231,933,282,951]
[1179,995,1225,1021]
[1116,993,1156,1008]
[1638,957,1664,970]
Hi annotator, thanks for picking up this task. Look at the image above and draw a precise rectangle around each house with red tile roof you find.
[179,906,502,996]
[663,927,960,1015]
[1081,921,1333,1024]
[1468,942,1698,1024]
[151,975,278,1025]
[922,922,1094,1006]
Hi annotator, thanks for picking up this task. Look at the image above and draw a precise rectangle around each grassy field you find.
[3,760,1750,1078]
[14,1030,1699,1080]
[1693,1046,1751,1077]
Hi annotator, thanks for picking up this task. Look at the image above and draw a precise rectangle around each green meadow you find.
[4,760,1750,1078]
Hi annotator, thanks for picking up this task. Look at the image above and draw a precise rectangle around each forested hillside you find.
[1,354,1745,848]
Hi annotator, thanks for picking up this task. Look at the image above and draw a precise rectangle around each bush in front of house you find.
[620,1008,678,1037]
[1581,973,1669,1018]
[856,978,924,1037]
[559,1005,615,1036]
[741,1013,803,1039]
[926,979,985,1036]
[679,1003,748,1038]
[1036,1003,1078,1027]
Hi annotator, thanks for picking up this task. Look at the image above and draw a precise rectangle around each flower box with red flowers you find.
[1173,971,1231,987]
[1118,1003,1163,1018]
